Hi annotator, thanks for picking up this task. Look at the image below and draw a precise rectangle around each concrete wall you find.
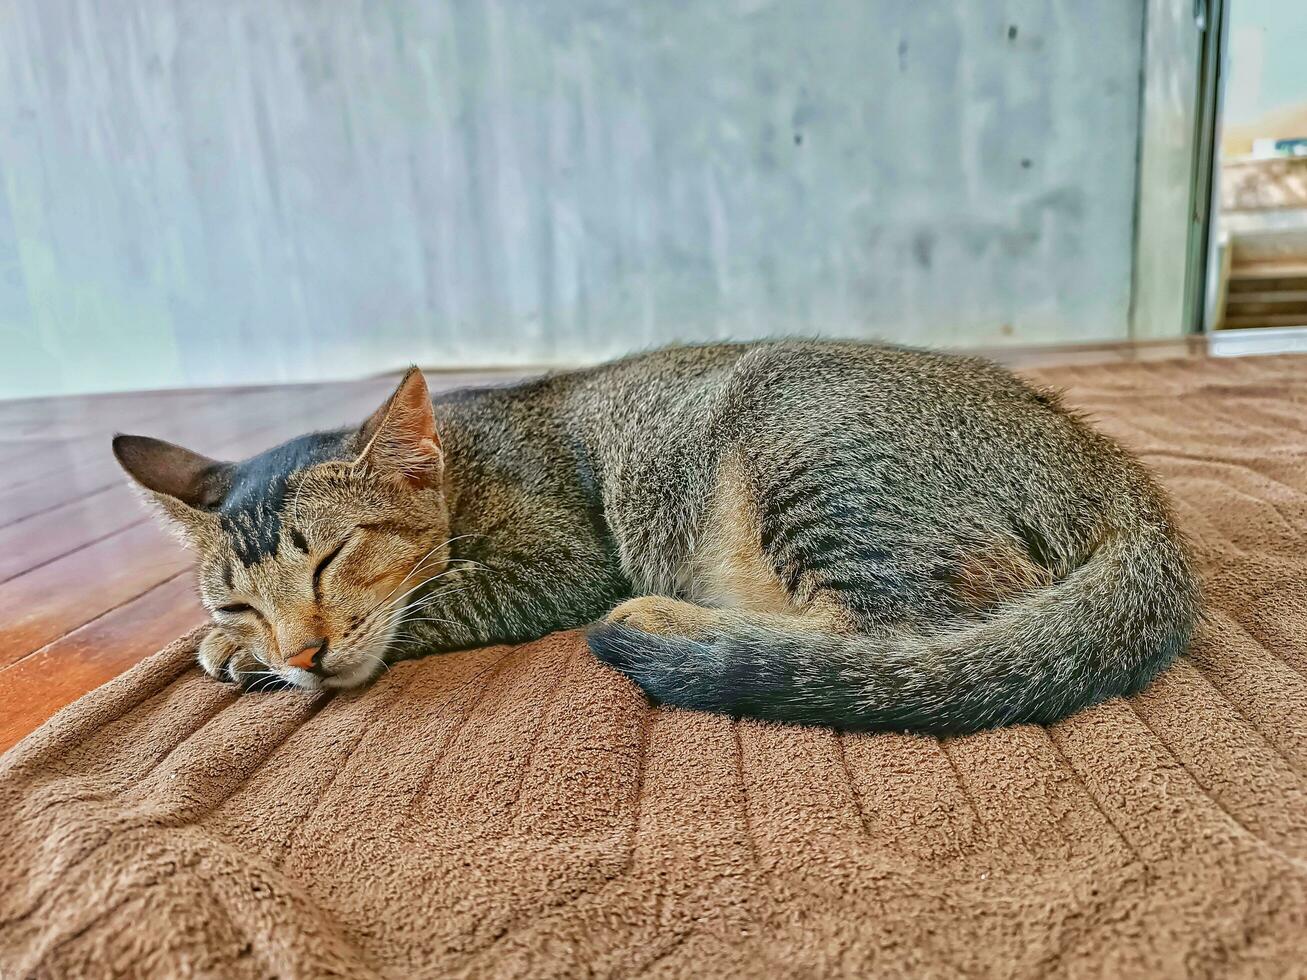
[0,1,1147,397]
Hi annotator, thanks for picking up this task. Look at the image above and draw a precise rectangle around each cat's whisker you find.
[347,596,428,652]
[391,563,493,608]
[380,597,466,639]
[386,581,446,612]
[415,574,483,590]
[358,534,483,621]
[379,548,446,598]
[404,533,485,574]
[402,565,499,604]
[354,556,446,624]
[361,551,498,629]
[382,571,476,615]
[289,477,311,533]
[397,586,484,624]
[432,532,487,550]
[432,558,494,575]
[351,652,392,676]
[245,671,283,694]
[386,591,485,644]
[386,604,456,635]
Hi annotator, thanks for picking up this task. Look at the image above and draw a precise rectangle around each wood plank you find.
[0,372,528,748]
[0,388,247,458]
[0,387,236,428]
[0,381,401,583]
[0,520,192,669]
[972,336,1206,368]
[0,379,380,477]
[0,382,343,494]
[1222,289,1307,303]
[1219,314,1307,330]
[0,373,528,743]
[0,386,291,448]
[0,575,204,753]
[0,393,256,499]
[0,485,143,585]
[0,379,415,669]
[1225,299,1307,317]
[0,378,392,423]
[0,386,396,634]
[0,379,393,527]
[0,371,504,526]
[0,476,128,530]
[1227,261,1307,281]
[0,437,79,469]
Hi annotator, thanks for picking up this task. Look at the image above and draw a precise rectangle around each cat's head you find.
[112,368,450,691]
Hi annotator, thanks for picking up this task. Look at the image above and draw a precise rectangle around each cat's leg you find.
[604,593,851,640]
[198,629,268,687]
[395,536,629,655]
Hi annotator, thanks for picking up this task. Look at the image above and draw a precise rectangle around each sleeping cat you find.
[112,341,1200,734]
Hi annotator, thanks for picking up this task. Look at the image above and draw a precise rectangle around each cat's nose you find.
[287,638,327,672]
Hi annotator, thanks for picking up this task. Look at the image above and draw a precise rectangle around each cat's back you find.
[561,338,1055,451]
[584,339,1137,514]
[724,338,1040,411]
[575,337,1029,399]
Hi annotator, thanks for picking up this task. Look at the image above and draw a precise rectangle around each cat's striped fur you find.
[114,340,1200,733]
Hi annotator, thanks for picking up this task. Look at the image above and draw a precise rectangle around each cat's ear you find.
[354,367,444,488]
[111,434,229,538]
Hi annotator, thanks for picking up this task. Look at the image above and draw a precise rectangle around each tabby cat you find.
[113,341,1200,734]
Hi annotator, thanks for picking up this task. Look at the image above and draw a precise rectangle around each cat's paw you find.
[603,595,716,639]
[197,630,266,687]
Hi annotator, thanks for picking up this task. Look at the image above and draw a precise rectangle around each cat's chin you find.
[278,658,385,692]
[321,659,385,690]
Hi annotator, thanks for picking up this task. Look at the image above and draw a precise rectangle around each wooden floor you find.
[0,339,1206,752]
[0,370,530,752]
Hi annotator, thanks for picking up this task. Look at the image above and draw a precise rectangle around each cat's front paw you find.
[197,630,267,687]
[604,595,716,639]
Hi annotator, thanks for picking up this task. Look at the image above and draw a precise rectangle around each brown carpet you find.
[3,354,1307,979]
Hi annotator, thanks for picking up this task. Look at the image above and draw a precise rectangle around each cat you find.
[112,340,1201,734]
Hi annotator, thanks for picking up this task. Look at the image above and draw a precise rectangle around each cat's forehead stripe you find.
[218,430,350,566]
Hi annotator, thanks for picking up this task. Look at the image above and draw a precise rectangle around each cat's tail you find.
[587,526,1201,735]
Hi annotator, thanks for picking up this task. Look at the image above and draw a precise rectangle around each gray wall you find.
[0,1,1146,397]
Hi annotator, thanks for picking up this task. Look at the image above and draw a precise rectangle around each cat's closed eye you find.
[313,541,348,590]
[217,603,253,615]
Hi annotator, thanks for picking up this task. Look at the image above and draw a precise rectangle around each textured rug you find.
[2,354,1307,978]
